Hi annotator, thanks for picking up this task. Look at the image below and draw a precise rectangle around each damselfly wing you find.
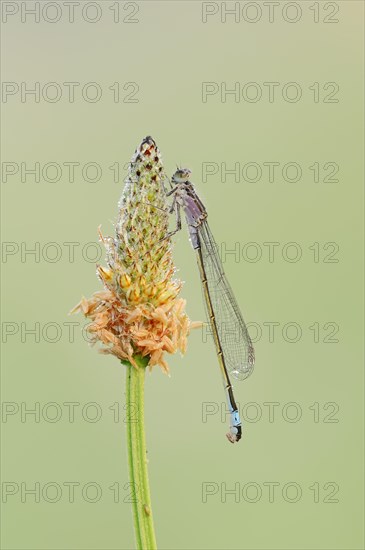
[196,219,255,381]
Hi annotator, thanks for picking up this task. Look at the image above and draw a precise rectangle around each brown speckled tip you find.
[140,135,156,151]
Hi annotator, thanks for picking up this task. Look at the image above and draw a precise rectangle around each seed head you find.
[72,136,199,373]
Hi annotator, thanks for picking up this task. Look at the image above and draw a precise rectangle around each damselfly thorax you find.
[177,183,207,225]
[169,169,208,248]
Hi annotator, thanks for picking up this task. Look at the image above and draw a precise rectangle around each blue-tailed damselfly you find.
[165,168,255,443]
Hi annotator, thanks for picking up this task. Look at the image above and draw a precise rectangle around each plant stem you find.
[125,356,157,550]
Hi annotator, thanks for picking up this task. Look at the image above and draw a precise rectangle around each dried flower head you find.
[72,136,197,374]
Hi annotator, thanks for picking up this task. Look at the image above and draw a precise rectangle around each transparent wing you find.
[198,220,255,381]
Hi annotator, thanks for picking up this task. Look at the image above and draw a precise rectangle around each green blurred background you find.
[1,1,364,549]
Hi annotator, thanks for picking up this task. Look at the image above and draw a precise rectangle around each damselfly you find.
[165,168,255,443]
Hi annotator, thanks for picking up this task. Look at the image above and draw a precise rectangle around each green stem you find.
[125,356,157,550]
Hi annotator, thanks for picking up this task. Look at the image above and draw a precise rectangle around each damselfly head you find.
[172,168,192,184]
